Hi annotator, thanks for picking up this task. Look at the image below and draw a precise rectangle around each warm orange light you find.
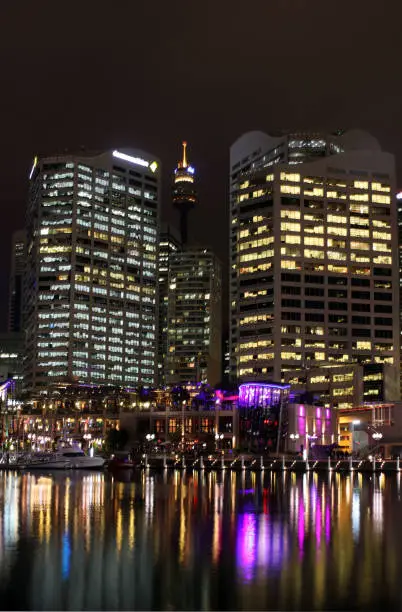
[182,141,187,168]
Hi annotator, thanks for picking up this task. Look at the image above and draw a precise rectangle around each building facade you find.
[166,248,222,386]
[24,149,160,391]
[8,229,26,333]
[0,332,24,392]
[229,130,400,390]
[157,224,181,387]
[284,362,399,410]
[397,190,402,396]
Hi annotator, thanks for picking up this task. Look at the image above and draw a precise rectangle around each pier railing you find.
[129,454,401,474]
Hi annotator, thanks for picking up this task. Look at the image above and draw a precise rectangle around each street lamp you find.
[372,432,383,441]
[146,433,155,452]
[215,433,224,452]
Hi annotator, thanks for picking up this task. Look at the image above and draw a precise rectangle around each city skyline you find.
[1,1,402,333]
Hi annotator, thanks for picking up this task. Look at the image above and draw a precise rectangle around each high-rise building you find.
[8,230,26,333]
[166,248,222,386]
[396,189,402,395]
[157,223,181,387]
[230,130,400,393]
[173,142,197,245]
[24,148,160,391]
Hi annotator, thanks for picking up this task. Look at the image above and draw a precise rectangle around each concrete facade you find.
[229,131,400,392]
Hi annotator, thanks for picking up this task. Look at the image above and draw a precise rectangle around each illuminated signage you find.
[397,192,402,200]
[29,155,38,180]
[187,166,195,174]
[113,150,158,173]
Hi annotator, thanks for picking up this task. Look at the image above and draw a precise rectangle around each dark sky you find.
[1,0,402,331]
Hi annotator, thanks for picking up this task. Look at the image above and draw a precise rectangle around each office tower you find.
[397,190,402,395]
[8,230,26,332]
[166,248,222,386]
[157,223,181,386]
[173,142,197,245]
[230,130,400,392]
[24,148,160,391]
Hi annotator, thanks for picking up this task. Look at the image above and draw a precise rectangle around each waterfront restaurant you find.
[237,382,290,453]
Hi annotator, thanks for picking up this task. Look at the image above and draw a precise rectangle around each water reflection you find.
[0,469,400,609]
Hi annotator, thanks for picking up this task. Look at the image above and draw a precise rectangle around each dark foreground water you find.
[0,469,401,611]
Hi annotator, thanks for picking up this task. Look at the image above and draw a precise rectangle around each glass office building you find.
[24,149,160,391]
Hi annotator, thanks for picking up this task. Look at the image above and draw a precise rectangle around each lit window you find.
[372,194,390,205]
[304,236,324,247]
[280,172,300,182]
[281,210,300,219]
[350,193,369,201]
[372,182,390,193]
[280,184,300,195]
[327,215,347,224]
[281,222,300,232]
[304,249,324,259]
[304,187,324,197]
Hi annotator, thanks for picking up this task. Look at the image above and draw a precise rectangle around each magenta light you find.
[299,405,305,417]
[236,513,257,583]
[325,505,331,543]
[298,501,305,557]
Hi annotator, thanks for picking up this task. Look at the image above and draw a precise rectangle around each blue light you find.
[62,533,71,579]
[187,166,195,174]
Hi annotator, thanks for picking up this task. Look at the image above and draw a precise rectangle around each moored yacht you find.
[20,443,105,470]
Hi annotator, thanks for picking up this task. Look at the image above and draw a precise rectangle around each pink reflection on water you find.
[315,493,321,548]
[298,501,305,557]
[236,513,257,582]
[325,504,331,543]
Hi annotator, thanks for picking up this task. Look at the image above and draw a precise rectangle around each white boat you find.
[20,443,105,470]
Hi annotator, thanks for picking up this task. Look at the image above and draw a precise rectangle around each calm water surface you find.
[0,468,401,610]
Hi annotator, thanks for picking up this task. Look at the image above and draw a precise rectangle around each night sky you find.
[1,0,402,331]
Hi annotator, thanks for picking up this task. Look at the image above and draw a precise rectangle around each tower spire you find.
[173,141,197,245]
[182,141,188,168]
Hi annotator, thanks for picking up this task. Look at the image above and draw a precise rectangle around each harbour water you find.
[0,469,401,610]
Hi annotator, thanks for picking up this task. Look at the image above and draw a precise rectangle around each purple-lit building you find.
[286,403,336,455]
[238,382,290,453]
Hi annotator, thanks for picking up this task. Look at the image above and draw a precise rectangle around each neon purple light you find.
[238,382,290,409]
[316,407,321,419]
[326,408,330,419]
[311,485,321,548]
[298,501,305,557]
[299,405,305,417]
[298,416,305,436]
[236,513,257,582]
[325,505,330,543]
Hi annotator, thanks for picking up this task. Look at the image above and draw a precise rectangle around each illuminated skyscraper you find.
[230,130,400,400]
[166,248,222,386]
[173,142,197,245]
[8,229,26,333]
[24,149,160,391]
[157,223,181,386]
